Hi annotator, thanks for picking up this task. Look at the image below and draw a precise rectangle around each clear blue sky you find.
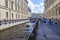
[28,0,44,13]
[32,0,44,4]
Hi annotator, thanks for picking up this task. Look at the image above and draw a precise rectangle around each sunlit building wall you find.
[0,0,28,20]
[44,0,60,19]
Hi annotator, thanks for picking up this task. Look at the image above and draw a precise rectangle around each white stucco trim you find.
[0,20,29,30]
[47,0,60,12]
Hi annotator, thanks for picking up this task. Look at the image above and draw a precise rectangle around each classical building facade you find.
[0,0,30,39]
[0,0,29,30]
[44,0,60,19]
[0,0,28,20]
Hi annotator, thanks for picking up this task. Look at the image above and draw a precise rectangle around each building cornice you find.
[25,0,28,4]
[46,0,60,12]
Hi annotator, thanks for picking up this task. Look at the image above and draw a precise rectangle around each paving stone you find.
[36,22,46,40]
[47,37,60,40]
[36,22,60,40]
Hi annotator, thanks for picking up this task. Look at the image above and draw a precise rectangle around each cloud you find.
[40,2,44,6]
[34,4,40,8]
[28,0,35,10]
[27,0,44,13]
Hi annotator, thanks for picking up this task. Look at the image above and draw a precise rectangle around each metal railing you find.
[0,19,28,26]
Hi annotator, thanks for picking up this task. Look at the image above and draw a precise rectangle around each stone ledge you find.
[0,20,29,31]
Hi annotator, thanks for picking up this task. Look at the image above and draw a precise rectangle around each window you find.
[0,12,1,17]
[11,2,13,9]
[12,13,13,18]
[16,14,17,18]
[6,12,8,18]
[5,1,8,8]
[59,7,60,15]
[15,4,17,11]
[18,15,19,18]
[18,6,19,12]
[56,8,57,15]
[15,0,17,3]
[0,13,1,17]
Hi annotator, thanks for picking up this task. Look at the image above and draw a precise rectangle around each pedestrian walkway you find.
[36,21,46,40]
[47,24,60,37]
[36,21,60,40]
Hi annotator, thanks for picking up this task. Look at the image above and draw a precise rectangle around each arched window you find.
[6,12,8,18]
[5,0,8,8]
[12,13,13,18]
